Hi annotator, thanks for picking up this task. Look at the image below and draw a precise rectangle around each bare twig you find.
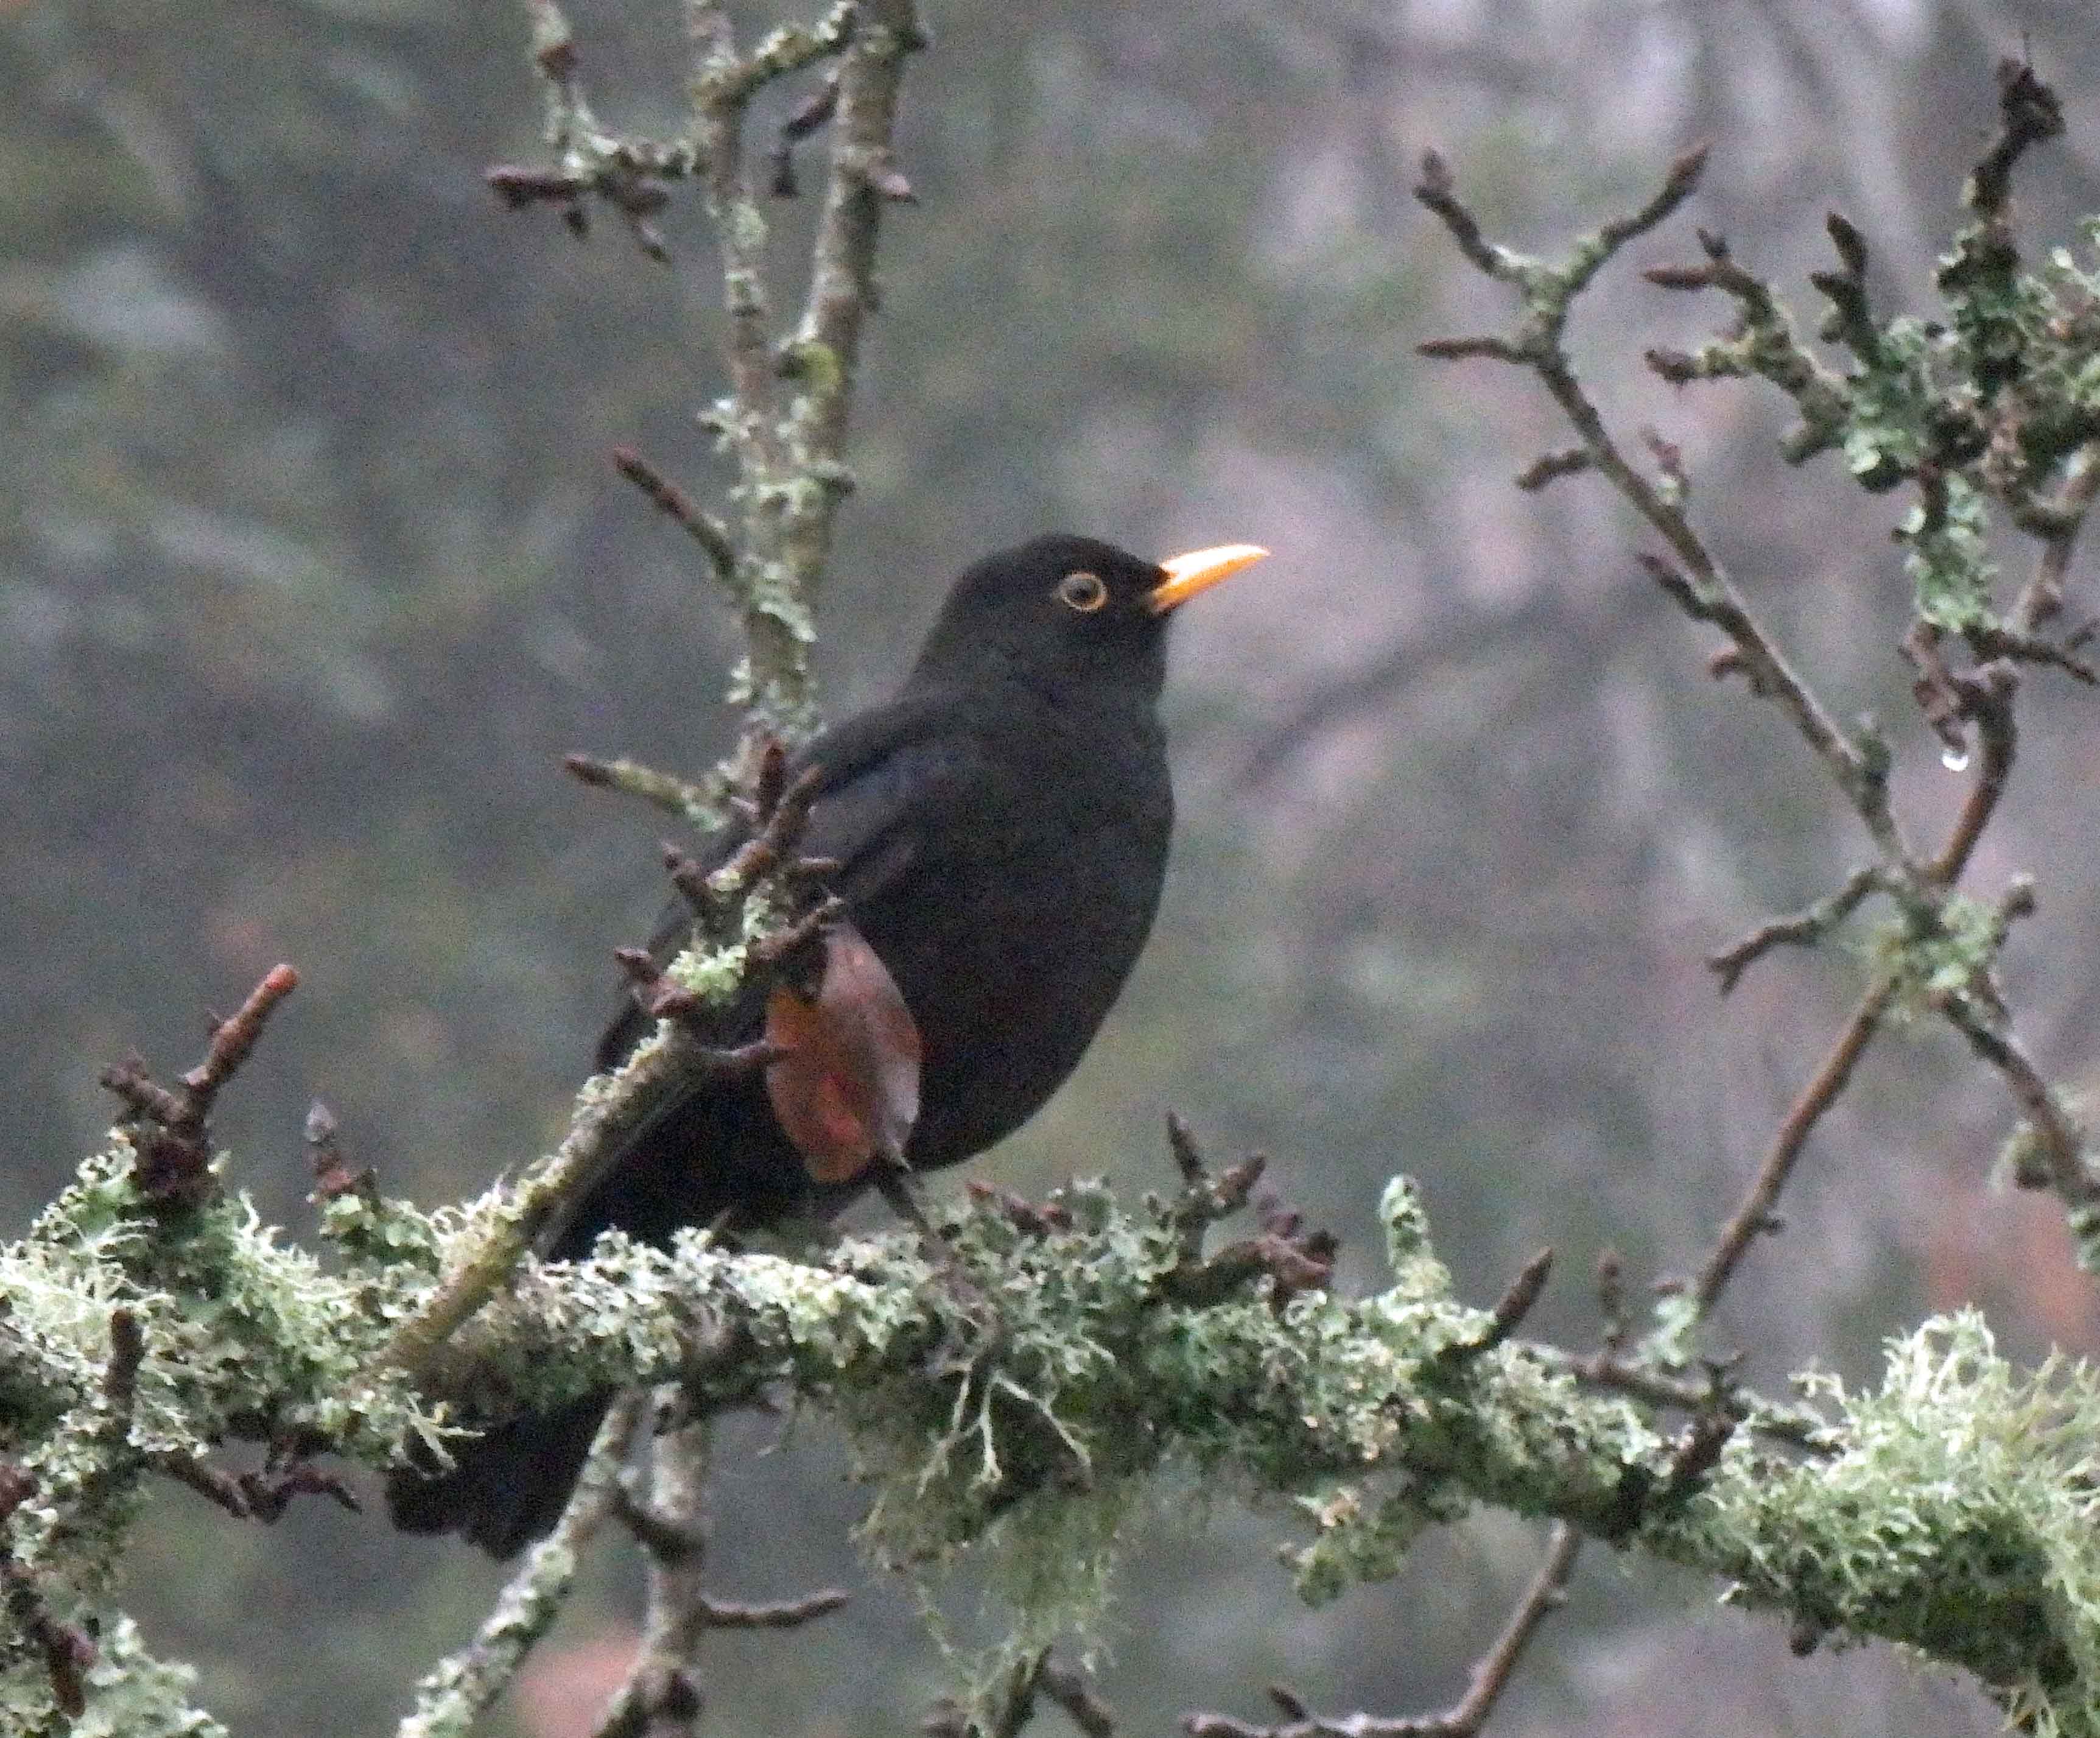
[1159,1187,1335,1309]
[1438,1248,1553,1364]
[592,1407,842,1738]
[1411,150,1521,280]
[99,963,300,1206]
[695,1588,850,1628]
[1926,666,2015,886]
[1707,867,1888,994]
[237,1459,362,1522]
[99,964,301,1138]
[1952,59,2064,245]
[708,754,828,909]
[1928,879,2094,1208]
[1038,1656,1118,1738]
[1810,211,1881,364]
[1595,1248,1628,1352]
[613,446,739,584]
[1690,974,1899,1317]
[150,1451,252,1519]
[767,66,842,197]
[184,963,303,1108]
[1554,1349,1830,1453]
[1182,1525,1581,1738]
[1512,446,1592,492]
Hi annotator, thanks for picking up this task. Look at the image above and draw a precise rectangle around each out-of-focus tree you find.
[9,3,2100,1736]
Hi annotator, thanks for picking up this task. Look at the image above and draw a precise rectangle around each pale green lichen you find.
[2,1614,227,1738]
[1899,474,1999,632]
[13,1136,2100,1728]
[1678,1314,2100,1735]
[1872,891,2008,1019]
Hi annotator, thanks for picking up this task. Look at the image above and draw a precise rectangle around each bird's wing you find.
[593,689,985,1072]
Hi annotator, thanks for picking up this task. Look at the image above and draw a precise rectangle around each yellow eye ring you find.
[1057,570,1108,613]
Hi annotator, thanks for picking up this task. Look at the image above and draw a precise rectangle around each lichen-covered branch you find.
[1414,61,2100,1298]
[680,0,922,737]
[13,1131,2100,1731]
[371,1011,742,1384]
[497,0,921,740]
[786,0,924,474]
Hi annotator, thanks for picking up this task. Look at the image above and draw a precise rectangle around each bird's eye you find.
[1056,570,1108,613]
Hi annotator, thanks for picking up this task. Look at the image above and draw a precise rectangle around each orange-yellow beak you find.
[1148,543,1271,614]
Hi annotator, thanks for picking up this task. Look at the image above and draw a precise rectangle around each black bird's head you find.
[907,533,1269,704]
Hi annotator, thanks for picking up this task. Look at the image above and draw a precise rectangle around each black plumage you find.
[388,532,1266,1555]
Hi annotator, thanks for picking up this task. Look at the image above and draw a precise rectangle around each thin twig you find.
[1182,1525,1581,1738]
[1927,667,2016,886]
[1415,151,1903,864]
[99,963,301,1206]
[564,753,729,823]
[1708,867,1888,994]
[98,965,301,1137]
[1554,1349,1830,1452]
[1934,980,2095,1208]
[695,1589,850,1628]
[397,1393,644,1738]
[1438,1248,1553,1364]
[1438,1524,1582,1734]
[1690,974,1899,1316]
[926,1651,1117,1738]
[612,446,739,585]
[1038,1656,1118,1738]
[593,1412,714,1738]
[150,1451,251,1519]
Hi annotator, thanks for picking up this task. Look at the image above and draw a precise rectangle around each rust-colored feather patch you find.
[764,919,922,1184]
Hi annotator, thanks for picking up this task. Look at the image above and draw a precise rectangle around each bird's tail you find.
[387,1389,613,1560]
[384,1066,855,1557]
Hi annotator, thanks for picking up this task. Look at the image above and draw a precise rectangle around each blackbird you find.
[387,532,1269,1555]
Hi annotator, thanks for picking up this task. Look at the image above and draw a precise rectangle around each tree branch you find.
[398,1392,645,1738]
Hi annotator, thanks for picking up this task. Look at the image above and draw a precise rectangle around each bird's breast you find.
[853,719,1171,1169]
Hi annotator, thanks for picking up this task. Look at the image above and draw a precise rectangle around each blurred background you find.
[6,1,2100,1732]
